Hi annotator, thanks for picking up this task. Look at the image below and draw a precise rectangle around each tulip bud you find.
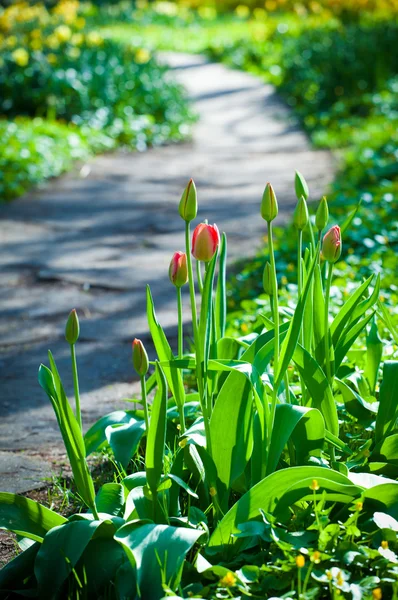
[192,223,220,262]
[261,183,278,222]
[293,196,309,230]
[65,309,80,345]
[295,170,309,201]
[178,179,197,223]
[315,196,329,232]
[262,262,273,295]
[132,338,149,376]
[169,251,188,288]
[321,225,342,263]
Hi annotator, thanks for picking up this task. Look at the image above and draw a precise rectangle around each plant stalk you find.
[177,287,183,360]
[70,343,82,432]
[324,262,334,383]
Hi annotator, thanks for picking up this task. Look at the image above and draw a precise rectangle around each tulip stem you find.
[324,262,334,384]
[185,222,212,456]
[177,287,183,360]
[70,343,82,432]
[297,229,306,403]
[266,221,279,473]
[140,375,150,432]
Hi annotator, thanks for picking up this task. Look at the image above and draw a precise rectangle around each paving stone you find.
[0,53,335,492]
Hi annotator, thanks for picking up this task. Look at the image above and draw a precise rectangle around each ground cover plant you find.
[0,0,194,200]
[1,176,398,599]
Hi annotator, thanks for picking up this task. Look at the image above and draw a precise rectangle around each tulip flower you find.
[65,309,82,430]
[322,225,342,263]
[179,178,197,223]
[295,170,309,201]
[316,196,329,233]
[169,251,188,288]
[261,183,278,222]
[293,196,309,231]
[65,308,80,345]
[192,223,220,262]
[132,338,149,377]
[262,262,273,296]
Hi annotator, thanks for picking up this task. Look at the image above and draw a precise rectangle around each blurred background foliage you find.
[0,0,396,320]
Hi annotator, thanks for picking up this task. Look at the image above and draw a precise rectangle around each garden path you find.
[0,53,334,492]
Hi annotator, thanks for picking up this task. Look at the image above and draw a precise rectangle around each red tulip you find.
[191,223,220,262]
[132,338,149,376]
[322,225,342,263]
[169,251,188,287]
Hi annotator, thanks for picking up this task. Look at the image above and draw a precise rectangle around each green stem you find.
[297,229,303,299]
[177,287,183,360]
[70,344,82,431]
[298,567,302,599]
[140,375,149,433]
[324,262,334,384]
[196,259,203,294]
[92,503,100,521]
[267,222,280,472]
[302,562,314,596]
[185,222,212,456]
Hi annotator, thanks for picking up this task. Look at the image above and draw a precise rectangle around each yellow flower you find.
[75,17,86,29]
[30,39,42,51]
[235,4,250,18]
[47,53,57,65]
[209,486,217,497]
[219,571,236,587]
[381,540,389,549]
[296,554,305,568]
[310,479,320,491]
[372,588,382,600]
[355,501,363,512]
[46,35,60,50]
[135,48,151,64]
[178,438,187,448]
[86,31,103,47]
[54,25,72,43]
[311,550,321,563]
[71,33,84,46]
[11,47,29,67]
[31,29,41,39]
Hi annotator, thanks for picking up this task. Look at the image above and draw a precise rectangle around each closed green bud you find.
[293,196,309,230]
[261,183,278,222]
[295,170,309,201]
[132,338,149,376]
[178,178,197,223]
[315,196,329,231]
[65,309,80,345]
[263,262,273,295]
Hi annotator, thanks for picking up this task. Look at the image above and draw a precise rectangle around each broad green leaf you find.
[78,537,129,597]
[0,493,66,542]
[208,466,362,556]
[375,361,398,444]
[371,434,398,466]
[34,519,103,598]
[105,418,145,468]
[215,232,227,340]
[95,483,125,517]
[0,540,39,591]
[115,523,203,600]
[365,319,383,395]
[84,409,138,456]
[210,370,253,505]
[331,275,374,346]
[336,378,377,423]
[147,285,185,412]
[364,483,398,519]
[267,405,325,474]
[293,344,339,436]
[145,363,167,497]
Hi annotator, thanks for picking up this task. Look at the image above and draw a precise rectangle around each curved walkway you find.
[0,53,334,492]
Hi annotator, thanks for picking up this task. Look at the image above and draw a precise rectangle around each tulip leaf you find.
[147,285,185,413]
[215,232,227,340]
[331,274,374,347]
[95,483,125,517]
[210,370,253,507]
[293,344,339,436]
[375,361,398,444]
[365,318,383,395]
[334,311,376,371]
[266,405,325,475]
[0,493,67,542]
[84,409,139,456]
[199,249,218,375]
[115,523,203,600]
[105,418,145,469]
[145,363,167,499]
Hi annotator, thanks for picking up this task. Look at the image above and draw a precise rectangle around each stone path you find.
[0,53,334,493]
